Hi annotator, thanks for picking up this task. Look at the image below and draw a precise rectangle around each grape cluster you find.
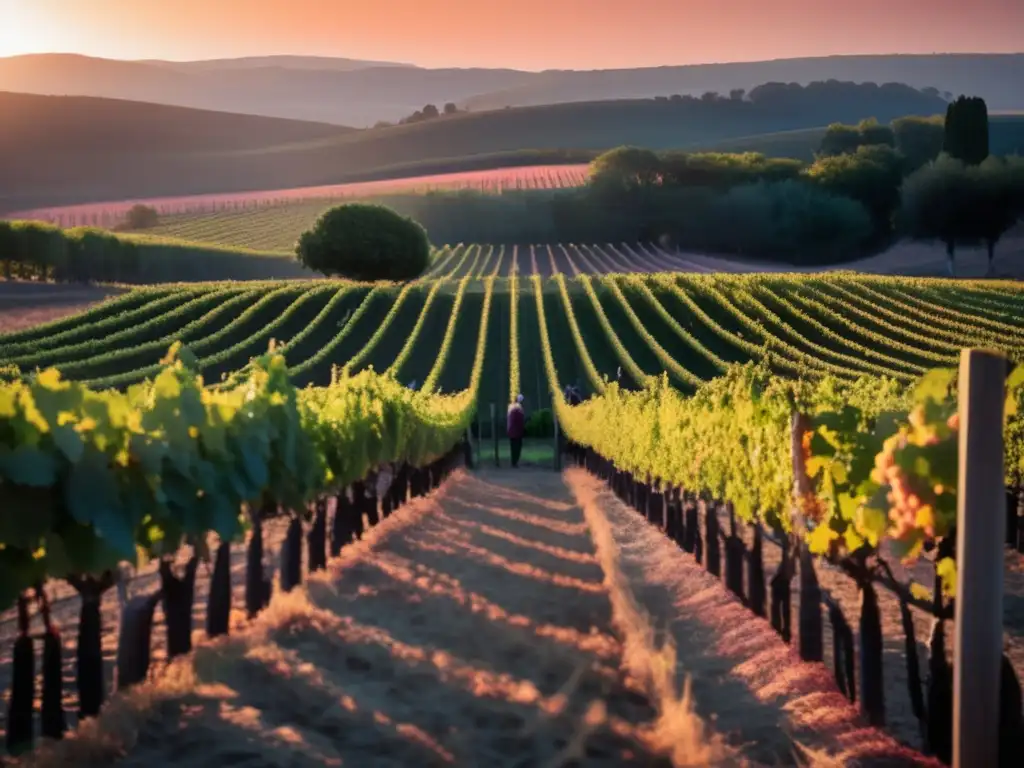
[871,405,958,547]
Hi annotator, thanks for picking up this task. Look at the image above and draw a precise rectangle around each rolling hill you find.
[0,91,348,155]
[0,53,532,127]
[2,52,1023,128]
[0,82,959,212]
[461,54,1024,113]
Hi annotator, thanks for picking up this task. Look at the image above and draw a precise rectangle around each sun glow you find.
[0,3,59,57]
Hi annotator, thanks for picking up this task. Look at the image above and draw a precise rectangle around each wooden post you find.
[953,348,1006,768]
[491,402,499,467]
[474,411,481,469]
[553,407,561,472]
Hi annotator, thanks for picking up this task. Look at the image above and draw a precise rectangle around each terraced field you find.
[11,165,590,229]
[4,264,1022,409]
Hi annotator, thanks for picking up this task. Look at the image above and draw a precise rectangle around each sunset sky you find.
[1,0,1021,71]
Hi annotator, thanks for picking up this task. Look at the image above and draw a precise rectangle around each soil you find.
[1,469,942,767]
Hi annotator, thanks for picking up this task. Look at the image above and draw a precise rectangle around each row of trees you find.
[0,222,142,283]
[585,96,1023,271]
[372,103,462,129]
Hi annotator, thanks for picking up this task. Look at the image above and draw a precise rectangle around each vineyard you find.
[6,165,590,230]
[2,264,1024,764]
[3,260,1024,399]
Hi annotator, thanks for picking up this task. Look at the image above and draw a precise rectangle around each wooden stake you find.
[491,402,499,467]
[553,406,561,472]
[953,348,1006,768]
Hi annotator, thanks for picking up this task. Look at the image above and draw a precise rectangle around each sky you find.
[0,0,1022,71]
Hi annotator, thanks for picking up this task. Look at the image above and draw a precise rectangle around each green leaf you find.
[837,491,860,521]
[909,582,933,603]
[807,524,839,555]
[913,368,957,405]
[51,423,85,463]
[0,485,54,549]
[842,526,865,552]
[0,446,58,487]
[936,557,957,599]
[856,502,888,548]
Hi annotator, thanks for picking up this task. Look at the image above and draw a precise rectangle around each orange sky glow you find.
[0,0,1021,70]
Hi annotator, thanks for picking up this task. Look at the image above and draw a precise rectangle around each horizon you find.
[2,0,1023,71]
[2,49,1024,74]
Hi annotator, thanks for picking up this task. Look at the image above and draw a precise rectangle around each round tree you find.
[296,203,430,281]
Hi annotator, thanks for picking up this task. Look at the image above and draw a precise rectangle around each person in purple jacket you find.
[506,394,526,468]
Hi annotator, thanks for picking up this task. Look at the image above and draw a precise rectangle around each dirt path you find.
[4,469,945,766]
[9,471,683,767]
[565,470,939,767]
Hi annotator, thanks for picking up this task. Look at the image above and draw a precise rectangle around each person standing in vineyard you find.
[507,394,526,468]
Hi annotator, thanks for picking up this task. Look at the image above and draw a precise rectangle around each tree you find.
[729,88,746,101]
[443,102,458,115]
[903,155,1022,277]
[295,204,430,281]
[706,180,872,262]
[819,123,864,157]
[892,115,945,172]
[857,118,895,149]
[806,144,904,235]
[818,118,894,157]
[901,157,974,276]
[421,104,440,119]
[943,96,989,165]
[124,204,159,230]
[589,147,663,192]
[967,158,1021,275]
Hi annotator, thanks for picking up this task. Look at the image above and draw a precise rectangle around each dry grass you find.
[567,470,732,767]
[5,470,686,767]
[564,469,941,768]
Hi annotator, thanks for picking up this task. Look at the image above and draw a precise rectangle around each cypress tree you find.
[943,96,989,165]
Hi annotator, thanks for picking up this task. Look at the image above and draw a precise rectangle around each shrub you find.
[125,204,160,230]
[892,115,945,172]
[818,118,895,157]
[524,409,554,438]
[706,180,873,261]
[901,155,1023,275]
[10,220,68,280]
[295,203,430,281]
[0,220,147,283]
[805,144,905,234]
[589,147,663,192]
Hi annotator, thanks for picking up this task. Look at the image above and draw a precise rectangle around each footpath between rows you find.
[9,468,933,767]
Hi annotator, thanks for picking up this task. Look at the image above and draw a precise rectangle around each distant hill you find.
[461,54,1024,114]
[0,81,962,211]
[137,55,416,72]
[0,91,347,156]
[0,54,531,127]
[2,53,1023,127]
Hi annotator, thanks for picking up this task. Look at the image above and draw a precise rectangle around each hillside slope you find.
[0,53,532,127]
[0,83,951,211]
[0,91,348,154]
[2,52,1023,127]
[464,53,1024,112]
